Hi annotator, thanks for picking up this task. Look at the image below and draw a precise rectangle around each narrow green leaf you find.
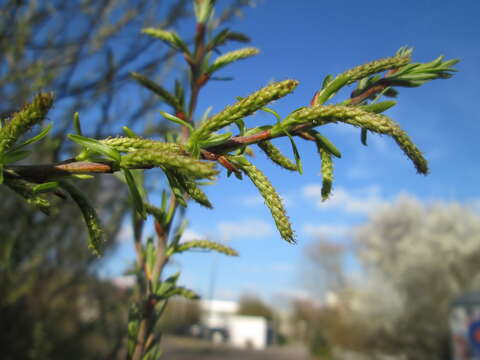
[68,134,121,162]
[71,174,94,180]
[166,286,200,300]
[32,181,60,194]
[361,100,397,114]
[261,107,282,122]
[361,128,368,146]
[174,80,185,107]
[2,150,31,164]
[122,126,139,138]
[198,132,232,147]
[283,130,302,174]
[13,123,52,150]
[321,74,334,89]
[164,172,187,207]
[131,72,180,109]
[59,180,104,255]
[145,237,156,278]
[123,168,146,220]
[235,119,246,135]
[159,110,194,131]
[310,131,342,158]
[145,203,165,226]
[73,112,82,135]
[4,178,51,214]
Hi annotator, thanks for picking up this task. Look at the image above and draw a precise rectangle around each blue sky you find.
[101,0,480,306]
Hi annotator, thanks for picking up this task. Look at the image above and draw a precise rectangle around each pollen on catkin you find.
[176,240,238,256]
[102,137,182,154]
[318,148,333,201]
[343,55,411,84]
[120,149,219,179]
[0,92,54,154]
[278,105,428,174]
[193,79,299,140]
[236,157,295,243]
[258,141,298,171]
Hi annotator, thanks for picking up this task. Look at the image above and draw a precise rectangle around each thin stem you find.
[186,22,207,125]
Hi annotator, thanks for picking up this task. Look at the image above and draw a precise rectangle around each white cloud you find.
[302,185,386,214]
[180,228,207,242]
[303,223,350,238]
[216,219,273,240]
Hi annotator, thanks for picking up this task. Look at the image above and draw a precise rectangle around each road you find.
[162,336,311,360]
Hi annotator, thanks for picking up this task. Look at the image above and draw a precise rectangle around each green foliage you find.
[233,155,295,243]
[59,181,104,255]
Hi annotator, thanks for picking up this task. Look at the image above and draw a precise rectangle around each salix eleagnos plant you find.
[0,0,458,358]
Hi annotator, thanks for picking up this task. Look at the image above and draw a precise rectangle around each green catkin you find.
[277,105,428,174]
[167,287,200,300]
[182,180,212,208]
[208,48,260,73]
[0,92,54,154]
[236,157,295,243]
[172,171,212,208]
[193,79,299,141]
[313,55,412,105]
[318,148,333,201]
[120,149,218,180]
[343,55,411,85]
[258,141,297,171]
[102,137,182,153]
[59,181,104,255]
[5,179,52,215]
[142,28,177,42]
[175,240,238,256]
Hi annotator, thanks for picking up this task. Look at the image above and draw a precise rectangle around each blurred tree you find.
[158,299,201,335]
[304,238,347,296]
[302,196,480,360]
[0,1,252,358]
[238,294,275,320]
[353,196,480,360]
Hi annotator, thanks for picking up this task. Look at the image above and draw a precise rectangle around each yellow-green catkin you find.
[319,148,333,201]
[120,149,218,179]
[279,105,428,174]
[59,181,104,255]
[102,137,182,154]
[0,92,54,154]
[174,171,212,208]
[194,80,298,140]
[209,48,260,73]
[176,240,238,256]
[169,287,200,300]
[142,28,179,46]
[5,179,52,215]
[258,141,297,171]
[237,157,295,243]
[343,55,411,84]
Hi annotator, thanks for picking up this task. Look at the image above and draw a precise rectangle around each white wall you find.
[227,315,268,350]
